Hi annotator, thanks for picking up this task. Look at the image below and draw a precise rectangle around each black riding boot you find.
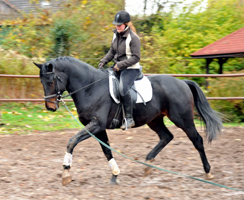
[120,93,135,130]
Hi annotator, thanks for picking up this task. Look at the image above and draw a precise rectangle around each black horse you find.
[34,56,222,186]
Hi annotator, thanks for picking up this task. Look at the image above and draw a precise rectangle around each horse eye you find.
[48,82,53,86]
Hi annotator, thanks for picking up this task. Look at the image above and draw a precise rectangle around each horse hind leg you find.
[184,125,214,179]
[171,114,214,180]
[145,116,174,176]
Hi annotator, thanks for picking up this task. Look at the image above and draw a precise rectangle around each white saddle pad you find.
[109,73,152,104]
[134,76,152,103]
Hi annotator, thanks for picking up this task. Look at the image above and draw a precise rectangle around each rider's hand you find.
[113,64,120,72]
[98,62,104,69]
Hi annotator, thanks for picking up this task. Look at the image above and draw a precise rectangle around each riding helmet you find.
[112,10,131,25]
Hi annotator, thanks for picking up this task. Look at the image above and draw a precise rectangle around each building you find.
[0,0,65,20]
[190,27,244,74]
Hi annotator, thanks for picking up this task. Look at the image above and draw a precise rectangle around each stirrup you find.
[121,118,135,130]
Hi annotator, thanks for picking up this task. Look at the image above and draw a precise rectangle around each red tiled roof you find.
[191,27,244,57]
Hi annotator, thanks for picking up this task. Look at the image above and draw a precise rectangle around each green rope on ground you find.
[63,101,244,192]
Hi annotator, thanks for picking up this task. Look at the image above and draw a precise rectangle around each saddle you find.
[108,68,153,105]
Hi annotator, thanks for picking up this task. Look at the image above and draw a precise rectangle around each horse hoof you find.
[144,159,154,176]
[62,169,72,186]
[110,180,119,185]
[144,167,153,176]
[206,172,214,180]
[110,174,119,185]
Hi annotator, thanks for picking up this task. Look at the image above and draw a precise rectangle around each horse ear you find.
[33,62,42,69]
[47,63,54,73]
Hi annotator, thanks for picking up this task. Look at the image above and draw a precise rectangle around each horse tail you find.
[184,80,223,143]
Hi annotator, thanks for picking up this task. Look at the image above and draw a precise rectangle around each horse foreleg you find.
[62,120,100,186]
[96,130,120,185]
[108,158,120,184]
[62,130,90,186]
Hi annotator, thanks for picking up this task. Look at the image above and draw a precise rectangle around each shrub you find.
[207,70,244,122]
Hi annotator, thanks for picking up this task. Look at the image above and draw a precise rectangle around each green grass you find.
[0,103,243,135]
[0,102,82,134]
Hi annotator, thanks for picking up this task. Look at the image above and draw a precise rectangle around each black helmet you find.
[112,10,131,25]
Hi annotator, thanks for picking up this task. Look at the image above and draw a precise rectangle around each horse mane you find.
[49,56,95,72]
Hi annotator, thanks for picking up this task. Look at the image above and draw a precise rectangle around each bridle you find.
[43,71,65,109]
[43,70,108,107]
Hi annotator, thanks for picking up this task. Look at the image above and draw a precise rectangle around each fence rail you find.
[0,97,243,102]
[1,73,244,78]
[0,73,243,102]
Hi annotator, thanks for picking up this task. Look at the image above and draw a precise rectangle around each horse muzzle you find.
[45,98,59,112]
[44,92,62,112]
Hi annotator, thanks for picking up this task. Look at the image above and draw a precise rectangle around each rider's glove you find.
[98,62,104,69]
[113,64,120,72]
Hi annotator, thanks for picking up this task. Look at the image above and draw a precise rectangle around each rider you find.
[98,10,141,130]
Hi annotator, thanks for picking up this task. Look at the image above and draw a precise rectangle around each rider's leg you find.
[119,69,140,130]
[120,92,135,130]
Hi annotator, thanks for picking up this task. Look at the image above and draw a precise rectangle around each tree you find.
[139,0,244,74]
[0,0,124,66]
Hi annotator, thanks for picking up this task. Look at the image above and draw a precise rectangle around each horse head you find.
[34,61,67,112]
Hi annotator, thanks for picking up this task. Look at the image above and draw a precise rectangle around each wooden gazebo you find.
[190,27,244,74]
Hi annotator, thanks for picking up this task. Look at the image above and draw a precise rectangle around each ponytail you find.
[125,21,137,34]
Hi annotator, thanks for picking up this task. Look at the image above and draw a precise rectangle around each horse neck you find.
[64,63,106,95]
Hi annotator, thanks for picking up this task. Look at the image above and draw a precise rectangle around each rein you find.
[61,77,108,99]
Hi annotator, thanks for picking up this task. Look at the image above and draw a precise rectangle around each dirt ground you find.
[0,125,243,200]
